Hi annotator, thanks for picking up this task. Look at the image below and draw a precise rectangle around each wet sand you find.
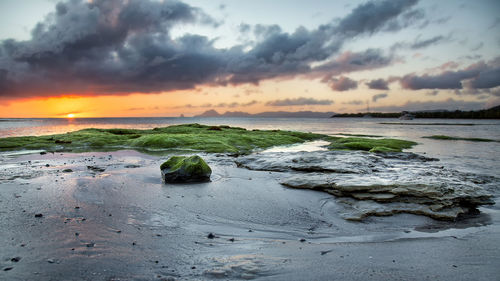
[0,150,499,280]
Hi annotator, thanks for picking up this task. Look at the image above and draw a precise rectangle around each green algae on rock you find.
[327,137,417,152]
[161,155,212,183]
[423,135,498,142]
[0,124,324,154]
[0,123,417,154]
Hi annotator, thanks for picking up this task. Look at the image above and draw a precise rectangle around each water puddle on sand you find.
[203,254,284,279]
[261,140,330,153]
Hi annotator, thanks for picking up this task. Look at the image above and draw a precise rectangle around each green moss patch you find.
[423,135,498,142]
[327,137,417,152]
[0,124,324,154]
[0,123,418,154]
[335,133,382,137]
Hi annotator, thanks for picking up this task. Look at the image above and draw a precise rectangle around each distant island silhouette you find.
[195,109,335,118]
[194,105,500,119]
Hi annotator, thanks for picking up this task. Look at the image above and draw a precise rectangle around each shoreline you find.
[0,148,499,280]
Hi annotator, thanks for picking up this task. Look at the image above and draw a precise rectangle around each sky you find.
[0,0,499,118]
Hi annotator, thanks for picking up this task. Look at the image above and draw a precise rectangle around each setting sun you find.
[67,114,75,118]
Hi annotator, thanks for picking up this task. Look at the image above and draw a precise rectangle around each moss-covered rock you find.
[0,123,418,154]
[327,137,417,152]
[0,124,325,154]
[423,135,498,142]
[160,155,212,183]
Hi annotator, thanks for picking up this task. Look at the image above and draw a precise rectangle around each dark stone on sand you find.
[34,213,43,218]
[62,169,73,173]
[40,152,46,155]
[3,267,13,271]
[160,155,212,183]
[87,166,105,172]
[45,164,50,167]
[11,257,21,262]
[207,233,215,239]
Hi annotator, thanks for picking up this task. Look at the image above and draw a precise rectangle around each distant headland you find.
[195,110,335,118]
[331,105,500,119]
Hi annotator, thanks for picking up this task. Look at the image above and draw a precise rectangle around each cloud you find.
[336,0,419,35]
[410,35,447,49]
[370,98,486,112]
[324,76,358,91]
[366,78,389,90]
[0,0,419,99]
[372,93,388,102]
[470,42,484,51]
[400,58,500,90]
[175,100,258,109]
[265,97,333,106]
[313,49,393,77]
[391,34,449,51]
[343,100,364,105]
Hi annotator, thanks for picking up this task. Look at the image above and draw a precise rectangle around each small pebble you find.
[34,213,43,218]
[299,238,306,242]
[11,257,21,262]
[47,259,55,264]
[3,267,13,271]
[207,233,215,239]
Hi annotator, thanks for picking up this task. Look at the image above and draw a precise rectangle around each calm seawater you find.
[1,117,499,177]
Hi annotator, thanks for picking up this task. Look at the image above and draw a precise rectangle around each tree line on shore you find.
[331,105,500,119]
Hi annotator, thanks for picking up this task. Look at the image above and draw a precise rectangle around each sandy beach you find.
[1,149,498,281]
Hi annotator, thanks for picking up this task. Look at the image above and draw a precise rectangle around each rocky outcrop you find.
[236,150,495,221]
[280,175,494,221]
[161,155,212,183]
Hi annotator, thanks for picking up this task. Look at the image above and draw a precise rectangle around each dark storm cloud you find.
[313,49,393,77]
[372,93,388,102]
[336,0,419,35]
[324,76,358,91]
[265,97,333,106]
[366,78,389,90]
[0,0,419,99]
[400,57,500,90]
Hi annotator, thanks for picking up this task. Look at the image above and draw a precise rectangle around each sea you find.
[0,117,499,177]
